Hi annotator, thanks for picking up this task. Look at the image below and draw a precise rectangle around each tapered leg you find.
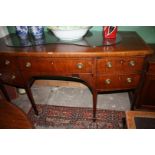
[92,90,97,122]
[0,83,11,102]
[25,86,38,115]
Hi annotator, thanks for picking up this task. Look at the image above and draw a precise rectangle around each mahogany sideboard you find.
[0,32,153,121]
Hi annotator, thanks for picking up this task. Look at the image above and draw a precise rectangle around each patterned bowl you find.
[48,26,91,41]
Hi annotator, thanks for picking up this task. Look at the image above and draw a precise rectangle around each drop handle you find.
[105,79,111,84]
[11,75,16,80]
[127,77,132,83]
[25,62,31,68]
[106,62,112,68]
[5,60,10,65]
[129,60,136,67]
[77,63,84,69]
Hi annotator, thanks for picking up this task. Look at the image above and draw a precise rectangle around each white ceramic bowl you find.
[48,26,91,41]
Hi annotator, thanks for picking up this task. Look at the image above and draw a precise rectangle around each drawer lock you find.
[77,63,84,69]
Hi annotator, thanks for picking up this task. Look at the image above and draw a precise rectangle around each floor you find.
[12,84,131,114]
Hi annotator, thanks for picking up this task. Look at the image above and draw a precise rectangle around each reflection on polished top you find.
[0,31,153,58]
[4,30,121,47]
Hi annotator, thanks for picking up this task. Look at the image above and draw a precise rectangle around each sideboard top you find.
[0,31,153,57]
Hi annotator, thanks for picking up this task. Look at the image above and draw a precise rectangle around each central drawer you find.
[17,58,93,74]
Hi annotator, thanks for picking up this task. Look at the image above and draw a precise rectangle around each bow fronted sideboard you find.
[0,32,153,121]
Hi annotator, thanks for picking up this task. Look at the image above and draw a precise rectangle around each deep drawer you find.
[96,74,141,91]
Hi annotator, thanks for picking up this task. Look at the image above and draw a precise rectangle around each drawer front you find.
[0,56,17,71]
[96,74,141,91]
[18,58,93,74]
[0,70,23,86]
[96,57,144,74]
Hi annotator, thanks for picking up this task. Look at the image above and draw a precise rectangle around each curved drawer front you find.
[97,57,144,74]
[0,70,23,86]
[0,56,18,71]
[17,58,93,74]
[96,74,141,91]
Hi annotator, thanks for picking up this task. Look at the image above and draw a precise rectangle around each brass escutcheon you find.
[77,63,84,69]
[127,77,132,83]
[106,61,112,68]
[25,62,31,68]
[105,79,111,84]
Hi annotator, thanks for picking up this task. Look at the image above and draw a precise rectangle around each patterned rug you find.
[28,105,125,129]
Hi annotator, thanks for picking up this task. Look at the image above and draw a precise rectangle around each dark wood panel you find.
[136,74,155,108]
[96,74,140,91]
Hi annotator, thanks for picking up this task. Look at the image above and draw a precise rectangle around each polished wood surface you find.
[0,32,153,121]
[0,32,152,57]
[126,111,155,129]
[0,99,33,129]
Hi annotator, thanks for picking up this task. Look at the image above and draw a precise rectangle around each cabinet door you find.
[136,74,155,108]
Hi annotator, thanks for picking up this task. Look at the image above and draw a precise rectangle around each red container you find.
[103,26,118,39]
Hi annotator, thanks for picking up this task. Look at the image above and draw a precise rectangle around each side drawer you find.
[96,74,141,91]
[0,70,24,86]
[96,57,144,74]
[17,58,93,74]
[0,56,18,71]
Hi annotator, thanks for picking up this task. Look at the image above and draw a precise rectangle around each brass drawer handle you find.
[25,62,31,68]
[129,60,136,67]
[77,63,84,69]
[105,79,111,84]
[5,60,10,65]
[127,77,132,83]
[11,75,16,80]
[106,62,112,68]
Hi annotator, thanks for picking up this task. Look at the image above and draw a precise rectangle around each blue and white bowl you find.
[29,26,44,39]
[16,26,29,40]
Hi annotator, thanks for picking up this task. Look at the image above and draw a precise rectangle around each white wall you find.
[0,26,9,38]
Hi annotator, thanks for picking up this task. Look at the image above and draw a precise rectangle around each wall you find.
[0,26,9,38]
[91,26,155,44]
[4,26,155,43]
